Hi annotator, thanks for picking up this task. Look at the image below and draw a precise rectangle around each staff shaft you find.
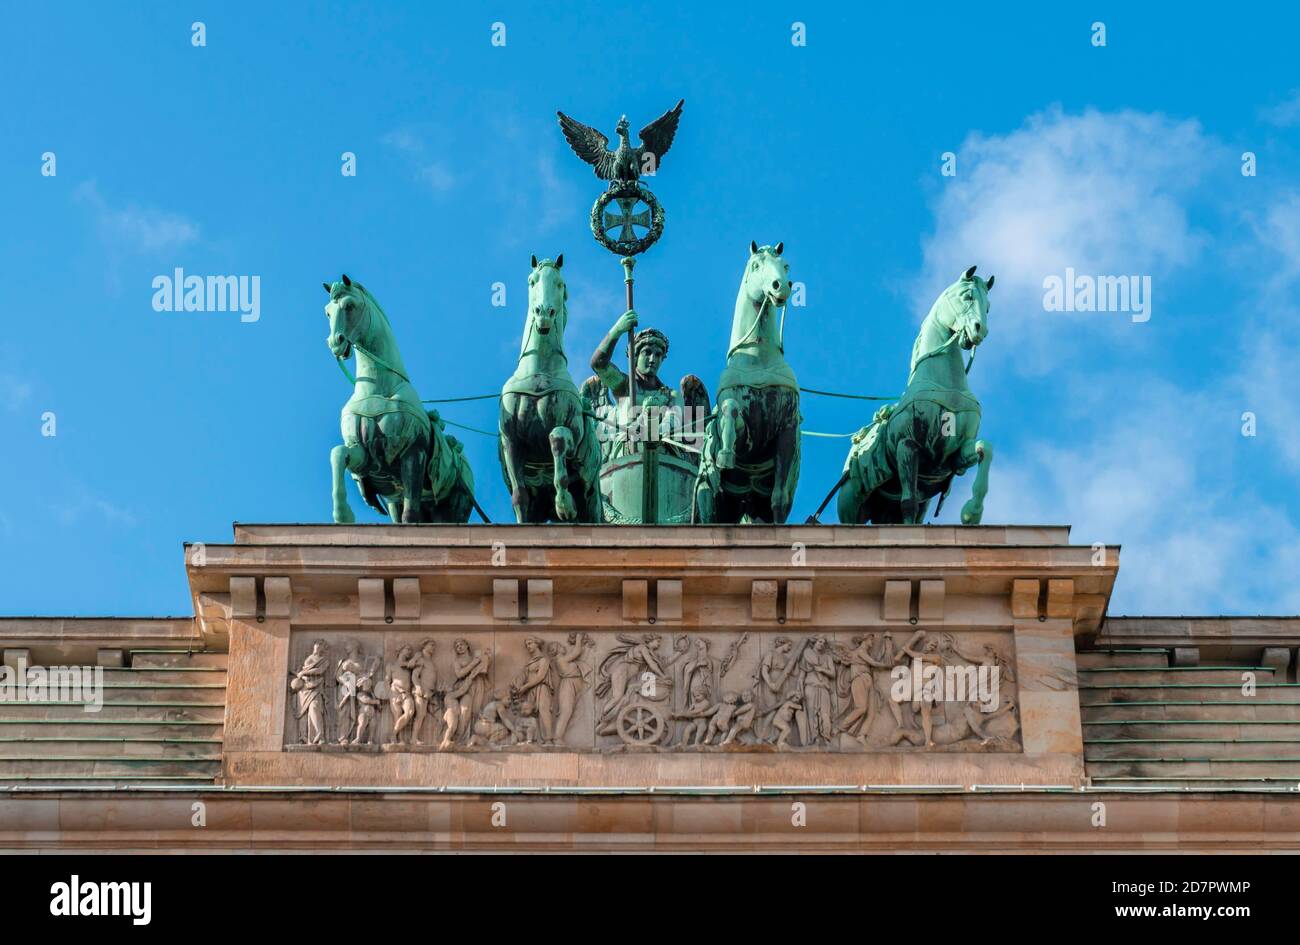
[621,256,636,411]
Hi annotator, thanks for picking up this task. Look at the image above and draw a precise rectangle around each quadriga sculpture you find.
[498,255,601,522]
[837,266,994,525]
[694,241,801,524]
[324,275,475,524]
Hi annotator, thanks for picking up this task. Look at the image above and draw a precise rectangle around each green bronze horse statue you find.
[498,255,601,523]
[694,241,801,524]
[837,266,994,525]
[324,274,475,524]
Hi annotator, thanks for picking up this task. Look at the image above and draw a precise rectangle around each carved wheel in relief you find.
[616,702,668,746]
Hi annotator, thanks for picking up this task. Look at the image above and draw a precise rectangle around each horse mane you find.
[351,282,393,335]
[909,282,959,375]
[729,249,775,354]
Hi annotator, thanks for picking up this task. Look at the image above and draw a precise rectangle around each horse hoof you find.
[961,500,983,525]
[333,505,356,524]
[555,493,577,521]
[717,450,736,469]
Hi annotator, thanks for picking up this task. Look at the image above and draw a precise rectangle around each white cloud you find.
[916,107,1224,368]
[917,107,1300,614]
[50,489,138,529]
[984,376,1300,613]
[1249,190,1300,287]
[74,181,199,254]
[2,374,32,413]
[382,128,457,194]
[1260,89,1300,127]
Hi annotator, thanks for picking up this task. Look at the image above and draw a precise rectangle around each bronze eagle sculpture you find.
[557,99,684,183]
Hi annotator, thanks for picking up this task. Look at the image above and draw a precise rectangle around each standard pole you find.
[621,256,636,413]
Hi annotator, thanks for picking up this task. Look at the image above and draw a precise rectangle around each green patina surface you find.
[314,104,1001,528]
[837,266,994,526]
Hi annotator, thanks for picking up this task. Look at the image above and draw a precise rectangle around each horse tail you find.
[358,476,387,516]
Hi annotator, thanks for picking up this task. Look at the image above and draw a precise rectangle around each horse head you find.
[322,273,375,361]
[525,254,568,346]
[935,265,994,350]
[743,240,790,311]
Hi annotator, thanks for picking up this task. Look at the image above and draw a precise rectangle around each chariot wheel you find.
[616,702,667,746]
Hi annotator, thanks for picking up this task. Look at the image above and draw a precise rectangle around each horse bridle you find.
[331,289,411,386]
[727,291,788,359]
[910,291,982,380]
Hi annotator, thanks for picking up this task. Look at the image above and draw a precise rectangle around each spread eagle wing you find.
[636,99,684,168]
[557,111,616,180]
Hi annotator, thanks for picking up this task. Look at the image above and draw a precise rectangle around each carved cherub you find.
[673,693,715,746]
[719,690,757,746]
[703,692,743,745]
[771,693,804,749]
[352,664,384,746]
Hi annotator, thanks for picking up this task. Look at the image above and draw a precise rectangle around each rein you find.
[727,294,787,359]
[333,298,412,386]
[908,321,977,383]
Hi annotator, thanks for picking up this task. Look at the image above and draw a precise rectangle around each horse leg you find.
[897,438,921,524]
[549,426,577,521]
[399,444,426,524]
[500,430,529,523]
[330,444,363,524]
[769,416,801,525]
[959,438,993,525]
[717,394,744,469]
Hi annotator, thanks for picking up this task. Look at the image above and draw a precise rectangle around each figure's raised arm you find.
[591,310,638,395]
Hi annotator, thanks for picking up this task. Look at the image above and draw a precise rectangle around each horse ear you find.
[531,254,538,269]
[985,275,995,291]
[962,265,977,281]
[774,242,783,256]
[750,240,759,255]
[341,273,352,287]
[323,282,332,294]
[555,253,564,269]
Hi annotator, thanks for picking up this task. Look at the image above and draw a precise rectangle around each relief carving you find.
[289,639,329,746]
[284,627,1022,754]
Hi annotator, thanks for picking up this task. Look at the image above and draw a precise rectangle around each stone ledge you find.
[0,790,1296,852]
[1099,617,1300,658]
[0,618,202,664]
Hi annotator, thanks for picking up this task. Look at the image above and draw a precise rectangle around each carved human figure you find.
[835,634,894,743]
[719,690,757,746]
[681,638,721,706]
[290,640,329,745]
[703,692,743,745]
[899,630,943,748]
[334,639,364,746]
[551,632,595,743]
[387,645,418,746]
[672,692,715,746]
[771,693,804,749]
[410,639,441,746]
[797,635,837,746]
[352,665,384,746]
[439,638,492,750]
[595,633,667,735]
[754,636,799,743]
[512,636,556,743]
[891,697,1018,749]
[467,692,518,748]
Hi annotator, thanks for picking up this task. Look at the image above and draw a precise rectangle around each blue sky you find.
[3,2,1299,617]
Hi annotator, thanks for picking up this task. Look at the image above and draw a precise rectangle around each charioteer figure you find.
[588,310,710,463]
